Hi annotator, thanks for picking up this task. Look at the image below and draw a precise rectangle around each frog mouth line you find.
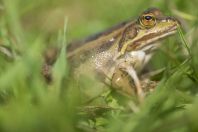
[129,24,178,51]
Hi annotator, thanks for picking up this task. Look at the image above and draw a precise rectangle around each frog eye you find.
[139,14,156,28]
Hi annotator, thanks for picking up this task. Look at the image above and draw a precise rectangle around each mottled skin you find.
[58,8,179,98]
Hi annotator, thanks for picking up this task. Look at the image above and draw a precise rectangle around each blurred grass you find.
[0,0,198,132]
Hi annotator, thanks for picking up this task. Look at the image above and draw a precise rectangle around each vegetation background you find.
[0,0,198,131]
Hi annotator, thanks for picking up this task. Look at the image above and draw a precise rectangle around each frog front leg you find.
[111,68,136,96]
[112,61,144,101]
[112,51,149,101]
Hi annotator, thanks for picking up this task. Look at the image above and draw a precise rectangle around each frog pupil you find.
[145,16,152,20]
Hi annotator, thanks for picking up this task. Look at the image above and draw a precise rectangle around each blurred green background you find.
[0,0,198,132]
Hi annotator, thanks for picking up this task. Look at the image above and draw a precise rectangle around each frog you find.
[45,8,180,101]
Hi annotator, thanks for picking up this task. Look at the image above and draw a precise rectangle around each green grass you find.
[0,0,198,132]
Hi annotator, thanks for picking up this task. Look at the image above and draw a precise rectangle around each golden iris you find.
[139,14,156,28]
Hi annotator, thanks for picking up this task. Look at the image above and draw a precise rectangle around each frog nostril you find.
[165,17,181,25]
